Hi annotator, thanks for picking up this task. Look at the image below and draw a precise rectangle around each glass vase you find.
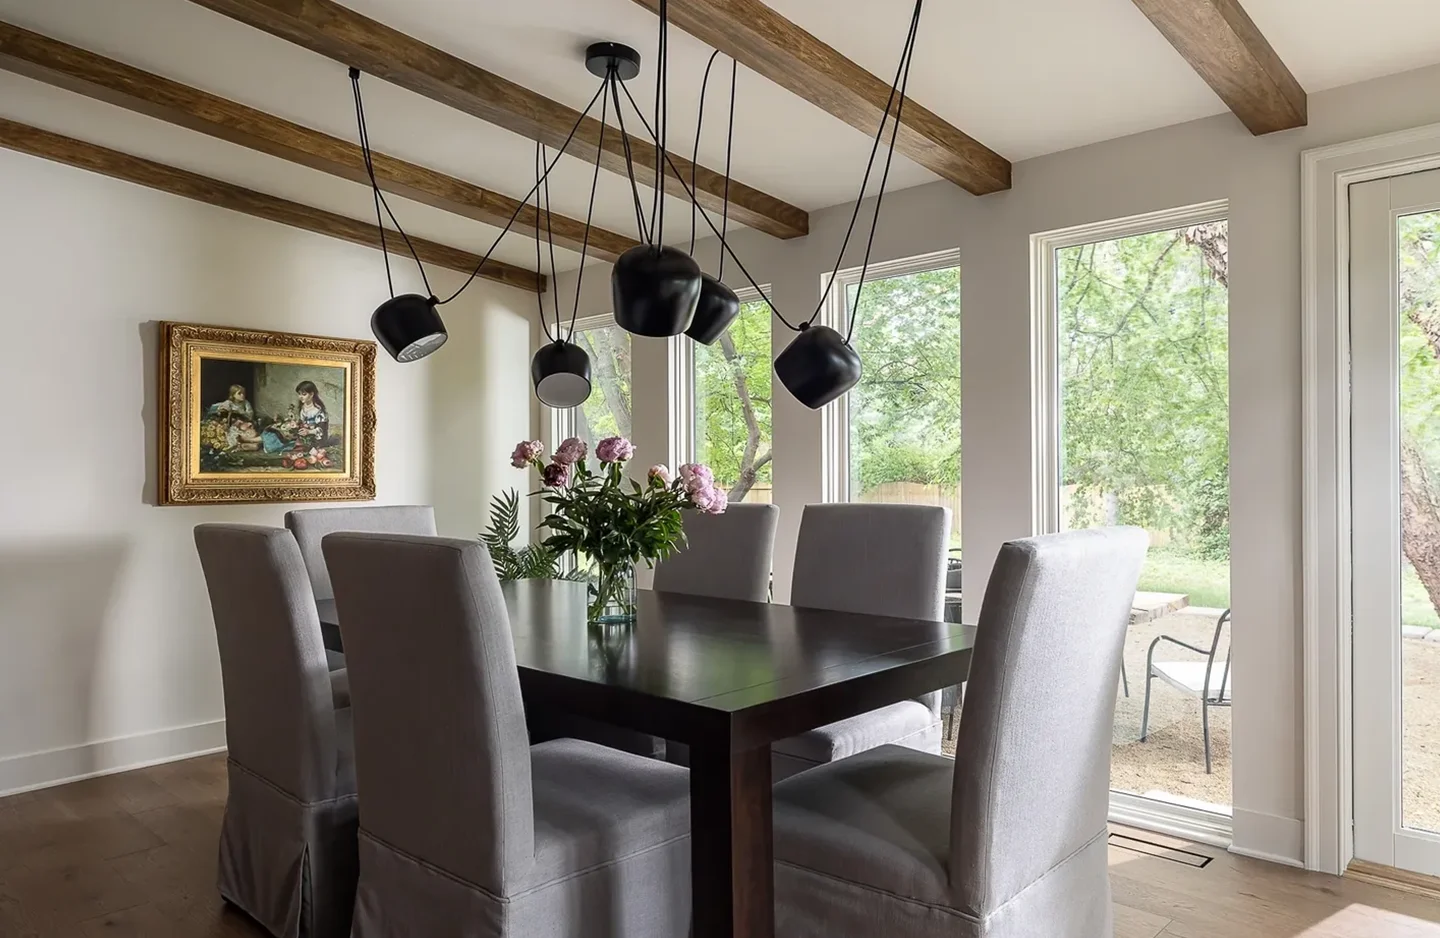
[588,561,636,625]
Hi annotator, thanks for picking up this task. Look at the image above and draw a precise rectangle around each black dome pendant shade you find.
[685,273,741,345]
[775,324,862,409]
[612,244,703,337]
[372,294,448,362]
[531,340,592,408]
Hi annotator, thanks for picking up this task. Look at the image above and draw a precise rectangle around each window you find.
[689,293,772,502]
[550,318,631,447]
[1036,203,1231,816]
[827,253,962,553]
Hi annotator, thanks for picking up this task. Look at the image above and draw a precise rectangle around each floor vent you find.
[1108,832,1214,868]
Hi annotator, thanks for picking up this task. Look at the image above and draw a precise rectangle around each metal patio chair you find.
[1140,608,1232,774]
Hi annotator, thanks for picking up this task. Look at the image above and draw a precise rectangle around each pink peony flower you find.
[692,484,728,515]
[595,436,635,463]
[511,439,543,468]
[648,464,673,486]
[678,462,714,492]
[540,461,571,487]
[553,436,587,466]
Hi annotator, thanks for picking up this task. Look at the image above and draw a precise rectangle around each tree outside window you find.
[846,266,962,548]
[693,299,772,502]
[573,325,631,445]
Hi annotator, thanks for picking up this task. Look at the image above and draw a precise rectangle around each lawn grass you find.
[1137,549,1230,609]
[1135,551,1440,629]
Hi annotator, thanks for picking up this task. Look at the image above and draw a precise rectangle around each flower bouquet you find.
[512,435,727,623]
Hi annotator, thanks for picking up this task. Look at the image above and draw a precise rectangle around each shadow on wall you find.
[0,540,129,777]
[140,321,160,507]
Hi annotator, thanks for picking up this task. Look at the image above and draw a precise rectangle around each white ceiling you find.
[2,0,1438,278]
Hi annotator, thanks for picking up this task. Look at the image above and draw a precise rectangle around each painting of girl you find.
[261,380,332,452]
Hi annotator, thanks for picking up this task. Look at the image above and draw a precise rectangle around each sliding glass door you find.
[1351,168,1440,876]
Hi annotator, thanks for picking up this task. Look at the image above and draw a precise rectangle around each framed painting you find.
[159,322,377,505]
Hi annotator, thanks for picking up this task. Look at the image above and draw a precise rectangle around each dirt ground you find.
[945,608,1440,829]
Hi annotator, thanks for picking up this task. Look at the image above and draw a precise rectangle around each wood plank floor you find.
[2,753,1439,936]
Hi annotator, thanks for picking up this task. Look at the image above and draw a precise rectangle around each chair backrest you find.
[950,527,1148,916]
[284,505,437,601]
[652,503,780,603]
[321,532,533,897]
[790,503,949,620]
[1206,609,1233,702]
[194,524,340,803]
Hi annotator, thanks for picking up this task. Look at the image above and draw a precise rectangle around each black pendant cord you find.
[435,78,608,306]
[807,0,921,330]
[844,1,921,344]
[689,50,722,256]
[538,143,564,339]
[718,57,736,282]
[611,69,654,244]
[351,69,433,299]
[652,0,670,247]
[533,142,556,344]
[564,80,609,344]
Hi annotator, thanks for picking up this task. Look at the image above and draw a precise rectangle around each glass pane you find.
[572,325,631,446]
[693,299,772,502]
[1056,222,1231,812]
[1398,208,1440,834]
[845,264,961,563]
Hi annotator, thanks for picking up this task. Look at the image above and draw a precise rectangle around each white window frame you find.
[820,247,964,504]
[1029,200,1232,847]
[546,313,626,447]
[1029,200,1228,535]
[673,284,770,474]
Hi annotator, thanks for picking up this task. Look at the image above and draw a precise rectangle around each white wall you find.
[0,148,532,794]
[554,61,1440,865]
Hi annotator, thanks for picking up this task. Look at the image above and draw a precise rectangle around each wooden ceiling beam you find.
[1130,0,1306,134]
[186,0,810,240]
[0,117,543,293]
[630,0,1010,196]
[0,21,635,263]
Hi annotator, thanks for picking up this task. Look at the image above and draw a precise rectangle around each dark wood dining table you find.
[318,579,976,938]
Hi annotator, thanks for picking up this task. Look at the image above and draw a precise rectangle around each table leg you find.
[689,743,773,938]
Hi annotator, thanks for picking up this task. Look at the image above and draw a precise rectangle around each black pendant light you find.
[612,244,702,336]
[372,294,447,362]
[531,340,592,408]
[774,324,862,409]
[687,274,740,344]
[608,0,702,338]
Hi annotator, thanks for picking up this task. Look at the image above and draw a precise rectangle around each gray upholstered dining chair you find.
[653,503,780,602]
[321,532,691,938]
[285,505,436,667]
[193,524,357,938]
[772,526,1148,938]
[772,503,950,780]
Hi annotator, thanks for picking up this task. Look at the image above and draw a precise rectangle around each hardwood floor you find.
[2,753,1439,936]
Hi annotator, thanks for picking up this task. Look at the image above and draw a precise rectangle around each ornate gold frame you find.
[159,322,377,505]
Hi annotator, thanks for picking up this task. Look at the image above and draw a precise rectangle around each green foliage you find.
[1135,549,1231,609]
[479,489,576,581]
[848,267,962,494]
[537,460,689,568]
[1058,225,1230,558]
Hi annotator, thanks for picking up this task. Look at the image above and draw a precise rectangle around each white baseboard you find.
[0,719,227,798]
[1231,808,1306,868]
[1109,791,1233,848]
